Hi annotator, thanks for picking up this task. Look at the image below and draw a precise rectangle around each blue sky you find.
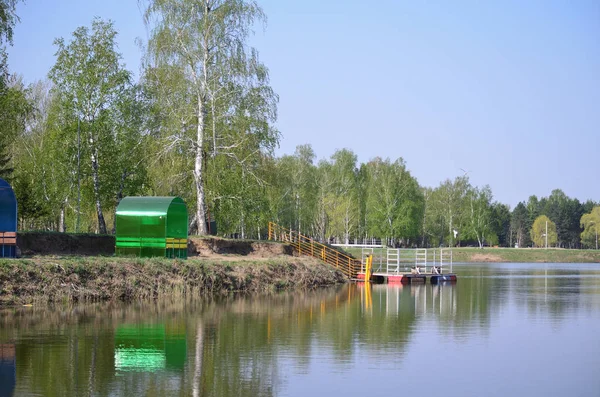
[8,0,600,207]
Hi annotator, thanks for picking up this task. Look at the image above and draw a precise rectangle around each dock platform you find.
[356,272,457,284]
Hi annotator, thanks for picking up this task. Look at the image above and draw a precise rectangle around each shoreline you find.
[3,234,599,306]
[0,256,347,306]
[13,232,600,264]
[345,247,600,264]
[439,247,600,263]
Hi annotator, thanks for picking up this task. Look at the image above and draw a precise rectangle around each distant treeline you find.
[0,2,598,248]
[257,150,599,250]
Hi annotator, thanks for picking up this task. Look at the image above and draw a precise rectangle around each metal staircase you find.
[268,222,361,279]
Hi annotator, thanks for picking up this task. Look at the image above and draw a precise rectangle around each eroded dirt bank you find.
[0,256,346,306]
[1,234,348,306]
[16,233,294,258]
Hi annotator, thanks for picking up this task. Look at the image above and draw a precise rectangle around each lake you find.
[1,262,599,397]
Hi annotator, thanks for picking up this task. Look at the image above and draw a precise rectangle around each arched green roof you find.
[115,196,188,258]
[116,196,185,217]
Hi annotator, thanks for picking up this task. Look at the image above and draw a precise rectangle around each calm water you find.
[1,263,599,397]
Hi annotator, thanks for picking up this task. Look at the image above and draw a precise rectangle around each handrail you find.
[268,222,361,279]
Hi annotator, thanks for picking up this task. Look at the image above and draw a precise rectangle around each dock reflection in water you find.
[358,282,458,317]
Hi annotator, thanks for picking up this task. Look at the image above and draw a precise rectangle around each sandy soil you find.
[470,253,503,262]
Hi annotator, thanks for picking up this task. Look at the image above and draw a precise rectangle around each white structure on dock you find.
[360,247,453,275]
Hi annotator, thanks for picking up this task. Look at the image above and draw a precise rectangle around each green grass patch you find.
[344,247,600,263]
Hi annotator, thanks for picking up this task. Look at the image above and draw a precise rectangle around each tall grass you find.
[0,257,346,306]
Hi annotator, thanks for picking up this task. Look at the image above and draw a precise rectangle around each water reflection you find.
[0,344,15,397]
[114,322,186,372]
[0,263,599,396]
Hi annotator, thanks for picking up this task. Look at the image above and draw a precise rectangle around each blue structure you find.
[0,344,15,397]
[0,178,17,258]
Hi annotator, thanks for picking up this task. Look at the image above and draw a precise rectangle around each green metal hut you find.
[115,197,188,258]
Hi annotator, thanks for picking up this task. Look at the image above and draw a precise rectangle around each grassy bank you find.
[0,256,347,306]
[345,247,600,263]
[451,247,600,263]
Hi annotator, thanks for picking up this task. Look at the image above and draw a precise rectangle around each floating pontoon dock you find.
[356,247,457,284]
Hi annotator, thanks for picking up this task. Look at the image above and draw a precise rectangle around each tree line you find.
[1,1,598,248]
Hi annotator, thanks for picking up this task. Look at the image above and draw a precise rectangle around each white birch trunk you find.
[59,197,67,233]
[194,94,208,235]
[193,321,204,397]
[90,141,106,234]
[241,207,245,239]
[193,4,211,236]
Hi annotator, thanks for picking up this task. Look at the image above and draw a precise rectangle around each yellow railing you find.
[268,222,362,279]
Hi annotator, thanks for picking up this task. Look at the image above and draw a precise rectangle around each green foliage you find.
[10,81,69,229]
[531,215,557,248]
[490,202,511,247]
[364,157,423,244]
[326,149,359,243]
[511,202,530,248]
[267,145,318,236]
[3,1,596,248]
[513,191,591,249]
[0,75,31,180]
[542,189,584,248]
[424,176,471,247]
[463,185,494,247]
[12,175,49,223]
[0,0,22,46]
[141,0,279,235]
[48,18,146,233]
[0,134,12,179]
[580,206,600,249]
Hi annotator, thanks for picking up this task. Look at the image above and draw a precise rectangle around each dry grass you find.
[0,256,346,306]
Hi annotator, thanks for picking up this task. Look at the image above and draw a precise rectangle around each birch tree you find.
[365,157,424,246]
[465,185,493,248]
[49,18,139,234]
[314,160,334,242]
[0,0,22,45]
[272,145,317,235]
[141,0,279,235]
[326,149,359,244]
[427,176,470,247]
[11,80,61,229]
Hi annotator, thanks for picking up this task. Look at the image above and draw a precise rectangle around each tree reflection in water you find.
[1,264,598,396]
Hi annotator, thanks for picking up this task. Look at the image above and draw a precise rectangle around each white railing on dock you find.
[396,248,428,272]
[387,248,400,273]
[416,249,427,270]
[440,248,453,273]
[360,247,453,275]
[361,247,374,273]
[362,247,386,273]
